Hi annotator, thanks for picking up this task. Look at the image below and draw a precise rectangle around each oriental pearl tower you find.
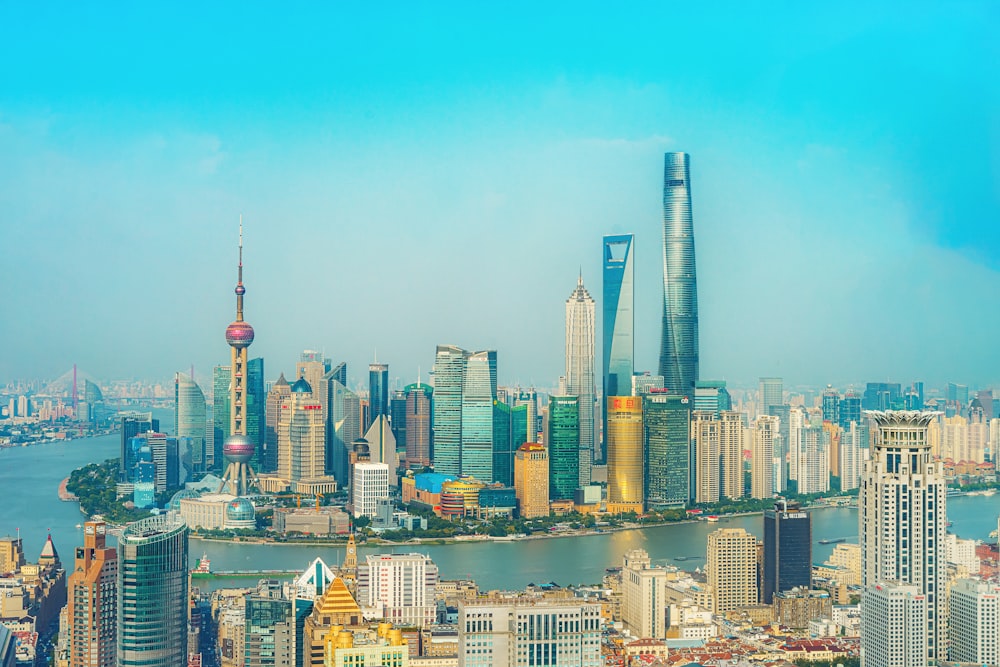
[218,220,258,496]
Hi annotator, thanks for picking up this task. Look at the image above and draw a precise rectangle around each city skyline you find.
[1,5,997,389]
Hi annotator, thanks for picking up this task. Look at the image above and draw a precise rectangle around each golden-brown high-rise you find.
[606,396,643,513]
[514,443,549,519]
[67,521,117,667]
[706,527,758,613]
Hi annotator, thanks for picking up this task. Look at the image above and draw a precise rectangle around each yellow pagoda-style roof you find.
[314,576,361,621]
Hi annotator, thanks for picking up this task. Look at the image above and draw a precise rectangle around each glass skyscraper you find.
[547,395,580,500]
[212,364,231,471]
[461,350,497,481]
[659,152,699,397]
[246,357,265,469]
[432,346,499,481]
[602,234,634,462]
[643,393,691,506]
[117,515,188,667]
[762,500,811,604]
[369,363,389,427]
[174,373,207,472]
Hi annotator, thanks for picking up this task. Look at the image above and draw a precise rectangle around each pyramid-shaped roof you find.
[314,577,360,620]
[39,534,59,565]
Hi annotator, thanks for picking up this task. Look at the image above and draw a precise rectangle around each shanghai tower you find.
[658,152,699,396]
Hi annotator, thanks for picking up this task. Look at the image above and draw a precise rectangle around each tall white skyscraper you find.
[356,553,438,628]
[621,549,667,639]
[860,411,946,664]
[566,274,596,485]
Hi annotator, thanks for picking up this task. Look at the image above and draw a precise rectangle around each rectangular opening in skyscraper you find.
[606,241,629,263]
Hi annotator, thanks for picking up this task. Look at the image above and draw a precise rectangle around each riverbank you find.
[190,507,835,548]
[57,477,78,502]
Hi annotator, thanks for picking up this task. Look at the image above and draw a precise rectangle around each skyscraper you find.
[514,443,549,519]
[218,223,259,497]
[492,399,513,487]
[603,233,634,462]
[118,412,157,481]
[719,411,745,500]
[762,500,811,604]
[860,411,946,663]
[692,411,721,504]
[368,363,389,428]
[621,549,667,639]
[264,373,291,473]
[643,393,691,506]
[461,350,497,481]
[606,396,643,513]
[565,273,596,485]
[751,416,780,499]
[431,345,498,481]
[547,395,580,500]
[431,345,466,476]
[211,365,230,470]
[322,366,360,485]
[246,356,266,470]
[67,521,117,667]
[707,527,758,614]
[759,377,783,417]
[117,514,188,667]
[659,152,699,397]
[174,373,207,472]
[403,382,432,469]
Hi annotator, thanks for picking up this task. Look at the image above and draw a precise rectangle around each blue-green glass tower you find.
[117,515,188,667]
[461,350,497,481]
[547,395,580,500]
[492,400,513,486]
[602,233,634,462]
[643,393,691,506]
[246,357,265,469]
[659,152,699,397]
[212,364,230,471]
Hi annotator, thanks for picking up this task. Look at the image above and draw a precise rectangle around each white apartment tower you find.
[949,578,1000,665]
[860,411,946,665]
[861,583,928,667]
[621,549,667,639]
[356,553,438,628]
[719,411,745,500]
[352,462,389,519]
[566,274,596,485]
[751,416,779,499]
[692,411,720,504]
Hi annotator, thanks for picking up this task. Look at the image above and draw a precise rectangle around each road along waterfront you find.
[3,428,999,592]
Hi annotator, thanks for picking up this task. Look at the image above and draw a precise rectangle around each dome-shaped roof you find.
[290,377,312,393]
[225,497,256,523]
[168,488,201,511]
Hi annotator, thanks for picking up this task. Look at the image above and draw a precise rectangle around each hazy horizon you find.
[1,4,997,391]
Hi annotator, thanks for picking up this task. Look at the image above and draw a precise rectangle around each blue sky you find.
[0,3,997,392]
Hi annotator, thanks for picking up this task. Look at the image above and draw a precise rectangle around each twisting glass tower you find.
[658,152,699,397]
[218,220,258,496]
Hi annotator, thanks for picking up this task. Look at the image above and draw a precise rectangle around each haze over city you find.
[1,3,996,388]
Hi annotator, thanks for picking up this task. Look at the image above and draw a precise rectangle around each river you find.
[3,422,999,591]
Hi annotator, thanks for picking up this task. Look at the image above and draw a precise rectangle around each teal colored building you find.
[117,515,188,667]
[547,395,580,501]
[212,364,230,471]
[643,393,691,506]
[246,357,265,469]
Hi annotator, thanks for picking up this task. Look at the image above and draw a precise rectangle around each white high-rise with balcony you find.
[860,411,946,665]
